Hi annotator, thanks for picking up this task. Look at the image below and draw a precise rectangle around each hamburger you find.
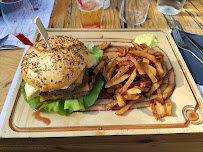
[21,35,104,115]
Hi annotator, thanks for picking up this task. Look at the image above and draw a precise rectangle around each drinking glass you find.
[0,0,36,36]
[119,0,151,25]
[157,0,186,15]
[76,0,104,28]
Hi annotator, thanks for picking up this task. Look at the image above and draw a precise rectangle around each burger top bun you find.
[21,36,89,92]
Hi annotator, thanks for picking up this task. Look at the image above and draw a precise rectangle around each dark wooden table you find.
[0,0,203,151]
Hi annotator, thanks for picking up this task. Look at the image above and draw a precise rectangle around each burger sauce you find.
[32,111,51,125]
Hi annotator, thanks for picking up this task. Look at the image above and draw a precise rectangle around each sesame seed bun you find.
[21,36,89,92]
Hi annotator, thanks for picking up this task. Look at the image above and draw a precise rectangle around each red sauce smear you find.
[34,8,39,11]
[32,111,51,125]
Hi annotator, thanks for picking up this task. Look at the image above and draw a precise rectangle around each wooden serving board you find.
[1,29,202,138]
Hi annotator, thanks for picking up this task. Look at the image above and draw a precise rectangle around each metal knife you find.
[182,32,203,54]
[0,35,9,44]
[0,45,22,50]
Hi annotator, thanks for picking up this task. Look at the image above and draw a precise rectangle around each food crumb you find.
[100,35,103,39]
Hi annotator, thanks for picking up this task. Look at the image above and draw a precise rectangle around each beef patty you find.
[40,68,96,99]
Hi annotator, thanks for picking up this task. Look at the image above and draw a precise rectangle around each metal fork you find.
[172,29,203,64]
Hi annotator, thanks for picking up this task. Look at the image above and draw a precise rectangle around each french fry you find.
[115,101,134,115]
[155,61,164,77]
[112,95,116,100]
[154,52,164,57]
[118,46,128,56]
[103,67,108,81]
[156,55,163,59]
[140,87,150,92]
[105,74,131,88]
[165,98,172,116]
[118,69,137,94]
[163,68,173,82]
[130,50,156,60]
[105,100,118,110]
[162,65,168,77]
[112,83,123,88]
[140,78,152,87]
[125,86,142,95]
[130,50,164,76]
[103,51,122,59]
[106,59,117,80]
[139,43,149,49]
[128,46,135,50]
[141,62,157,76]
[162,67,175,100]
[162,84,175,100]
[116,56,129,62]
[102,55,109,62]
[93,60,106,74]
[160,83,168,94]
[131,40,143,50]
[145,80,163,97]
[148,49,157,55]
[129,81,141,88]
[124,45,129,53]
[116,94,126,107]
[142,48,153,54]
[122,94,140,100]
[115,87,122,94]
[160,67,171,92]
[111,65,130,81]
[128,54,145,75]
[157,88,164,104]
[141,65,158,83]
[117,61,134,67]
[117,47,124,53]
[144,48,163,57]
[98,41,175,120]
[96,42,111,50]
[155,100,165,118]
[115,96,143,115]
[106,59,114,72]
[150,100,160,120]
[142,58,150,64]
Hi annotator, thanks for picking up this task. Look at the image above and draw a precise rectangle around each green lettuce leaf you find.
[64,76,104,113]
[21,75,104,116]
[39,100,66,116]
[21,81,28,103]
[85,42,103,62]
[21,82,66,116]
[83,75,104,108]
[64,97,85,114]
[21,81,42,109]
[85,41,94,50]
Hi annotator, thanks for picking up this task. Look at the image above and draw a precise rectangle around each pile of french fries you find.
[94,41,175,120]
